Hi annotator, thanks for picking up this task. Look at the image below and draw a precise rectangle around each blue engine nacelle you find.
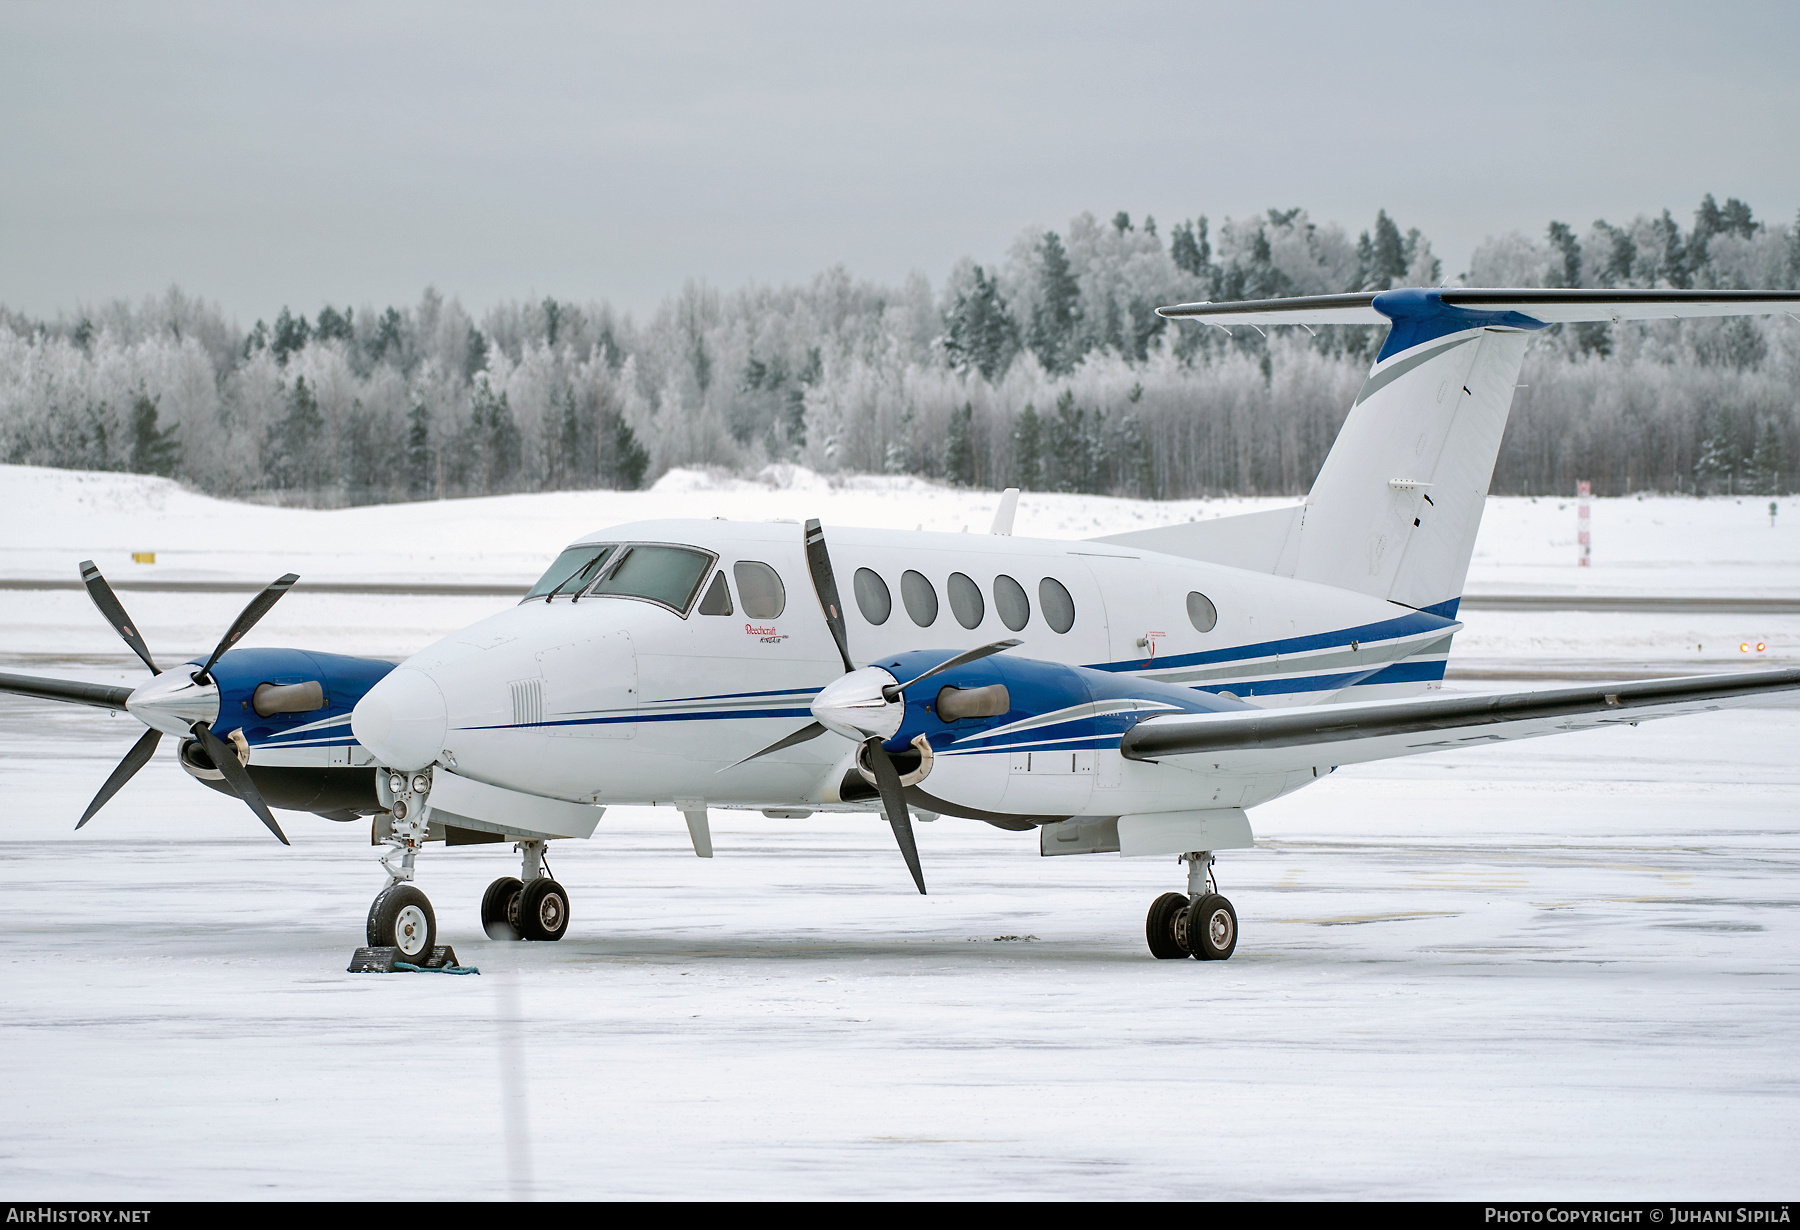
[176,647,397,819]
[202,646,396,745]
[839,648,1251,823]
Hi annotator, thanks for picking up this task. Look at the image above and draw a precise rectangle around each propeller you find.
[192,720,288,844]
[64,560,298,837]
[728,519,1021,895]
[81,559,159,674]
[863,737,925,895]
[76,725,162,829]
[193,572,299,684]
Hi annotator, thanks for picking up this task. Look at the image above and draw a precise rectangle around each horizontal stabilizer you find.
[1121,668,1800,770]
[1159,287,1800,326]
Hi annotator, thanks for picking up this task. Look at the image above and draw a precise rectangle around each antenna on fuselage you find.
[989,488,1019,536]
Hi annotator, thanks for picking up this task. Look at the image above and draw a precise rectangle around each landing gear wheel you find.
[367,884,437,962]
[482,876,524,941]
[518,877,570,942]
[1146,892,1190,959]
[1187,893,1237,961]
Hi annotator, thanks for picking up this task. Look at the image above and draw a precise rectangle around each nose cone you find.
[352,667,448,770]
[126,669,220,737]
[812,667,903,742]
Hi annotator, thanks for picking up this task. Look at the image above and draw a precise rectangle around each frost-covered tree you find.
[1027,232,1082,376]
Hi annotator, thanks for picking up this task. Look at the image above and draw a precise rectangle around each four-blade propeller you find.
[69,561,298,842]
[730,519,1021,895]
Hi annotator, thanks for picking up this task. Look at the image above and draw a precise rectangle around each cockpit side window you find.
[525,544,616,601]
[698,571,734,615]
[589,544,717,614]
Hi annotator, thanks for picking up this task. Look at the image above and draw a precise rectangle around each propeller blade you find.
[803,520,856,675]
[76,726,163,829]
[719,720,829,771]
[0,670,135,711]
[886,638,1023,699]
[79,560,159,675]
[196,573,299,682]
[864,738,925,895]
[192,721,289,845]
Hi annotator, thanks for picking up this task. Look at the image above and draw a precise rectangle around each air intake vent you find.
[510,678,544,727]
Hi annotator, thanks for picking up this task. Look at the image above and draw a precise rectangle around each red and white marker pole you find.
[1577,480,1591,568]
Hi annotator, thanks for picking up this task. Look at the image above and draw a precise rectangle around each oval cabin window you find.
[1186,591,1218,633]
[947,572,984,629]
[733,561,786,619]
[992,574,1030,631]
[1039,577,1075,634]
[853,568,891,625]
[901,570,939,627]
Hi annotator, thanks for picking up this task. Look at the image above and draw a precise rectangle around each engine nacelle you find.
[840,650,1250,825]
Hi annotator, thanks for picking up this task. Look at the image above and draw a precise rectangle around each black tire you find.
[1146,892,1190,959]
[1187,893,1238,961]
[367,884,437,962]
[517,877,570,942]
[481,876,524,941]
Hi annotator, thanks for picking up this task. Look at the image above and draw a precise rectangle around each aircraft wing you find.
[1158,288,1800,325]
[1120,668,1800,772]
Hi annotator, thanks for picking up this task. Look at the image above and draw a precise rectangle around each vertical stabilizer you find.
[1291,321,1531,610]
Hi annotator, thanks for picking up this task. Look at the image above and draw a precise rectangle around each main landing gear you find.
[480,840,570,942]
[1145,850,1238,961]
[367,769,571,950]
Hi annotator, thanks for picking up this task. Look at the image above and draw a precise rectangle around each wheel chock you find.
[347,945,477,974]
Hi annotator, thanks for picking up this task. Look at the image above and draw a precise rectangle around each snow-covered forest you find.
[3,196,1797,505]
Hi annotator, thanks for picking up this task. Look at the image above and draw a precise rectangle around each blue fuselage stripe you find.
[1079,609,1454,674]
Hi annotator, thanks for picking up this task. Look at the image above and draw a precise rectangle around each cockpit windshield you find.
[524,544,617,600]
[522,541,717,613]
[590,545,714,612]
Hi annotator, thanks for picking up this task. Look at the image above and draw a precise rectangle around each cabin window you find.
[854,568,891,625]
[590,544,715,613]
[901,570,938,627]
[1187,591,1218,633]
[733,561,786,618]
[698,571,733,615]
[992,574,1030,631]
[1039,577,1075,633]
[947,572,984,630]
[525,544,616,600]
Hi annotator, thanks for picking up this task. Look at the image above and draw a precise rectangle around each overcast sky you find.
[3,1,1797,325]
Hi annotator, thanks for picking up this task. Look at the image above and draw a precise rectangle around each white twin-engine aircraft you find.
[9,287,1800,965]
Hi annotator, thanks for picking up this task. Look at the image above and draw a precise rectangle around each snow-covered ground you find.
[2,465,1798,1199]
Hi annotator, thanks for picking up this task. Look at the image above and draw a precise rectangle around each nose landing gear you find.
[368,883,438,959]
[366,768,441,957]
[1144,850,1238,961]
